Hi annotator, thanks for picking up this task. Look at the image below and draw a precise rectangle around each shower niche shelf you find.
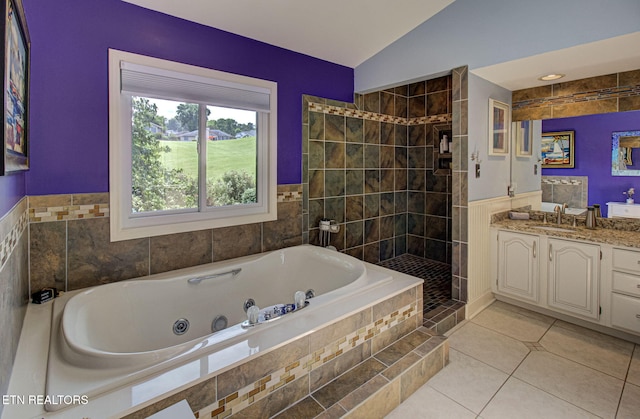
[433,124,453,176]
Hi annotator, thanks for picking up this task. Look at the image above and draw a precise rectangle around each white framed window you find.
[108,49,277,241]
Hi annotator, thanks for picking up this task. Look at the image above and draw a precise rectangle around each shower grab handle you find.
[188,268,241,284]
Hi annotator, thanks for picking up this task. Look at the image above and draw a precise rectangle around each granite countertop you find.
[492,214,640,249]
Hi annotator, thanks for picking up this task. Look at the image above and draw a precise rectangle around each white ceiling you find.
[122,0,454,68]
[472,32,640,91]
[123,0,640,91]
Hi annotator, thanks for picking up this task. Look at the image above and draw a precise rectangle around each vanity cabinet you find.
[610,248,640,334]
[547,238,600,320]
[492,226,640,339]
[496,231,539,303]
[606,202,640,219]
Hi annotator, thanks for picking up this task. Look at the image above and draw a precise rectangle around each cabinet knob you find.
[637,314,640,319]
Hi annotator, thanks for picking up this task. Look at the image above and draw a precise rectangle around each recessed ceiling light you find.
[538,73,565,81]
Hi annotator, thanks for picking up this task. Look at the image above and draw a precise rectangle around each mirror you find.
[612,130,640,176]
[510,120,542,196]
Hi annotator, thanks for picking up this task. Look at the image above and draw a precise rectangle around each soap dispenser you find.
[440,135,449,153]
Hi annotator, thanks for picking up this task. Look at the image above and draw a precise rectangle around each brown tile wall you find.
[28,185,302,292]
[0,198,29,419]
[512,69,640,121]
[302,75,454,265]
[451,66,469,302]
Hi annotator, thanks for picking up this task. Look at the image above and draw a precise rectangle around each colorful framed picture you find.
[513,120,533,157]
[1,0,29,175]
[541,130,574,168]
[488,98,510,156]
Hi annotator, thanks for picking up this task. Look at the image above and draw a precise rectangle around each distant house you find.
[146,122,164,134]
[236,129,257,138]
[176,128,233,141]
[208,129,233,141]
[177,130,198,141]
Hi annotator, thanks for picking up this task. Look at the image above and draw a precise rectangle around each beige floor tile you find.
[472,301,555,342]
[616,382,640,419]
[627,345,640,387]
[385,385,475,419]
[513,351,624,418]
[540,322,634,379]
[448,322,530,374]
[481,377,599,419]
[427,349,508,414]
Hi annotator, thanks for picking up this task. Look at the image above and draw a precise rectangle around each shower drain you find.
[173,318,190,335]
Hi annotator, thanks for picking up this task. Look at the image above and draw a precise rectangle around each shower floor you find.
[378,253,465,333]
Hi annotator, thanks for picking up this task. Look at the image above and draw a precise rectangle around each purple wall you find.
[542,110,640,217]
[0,174,25,216]
[20,0,353,195]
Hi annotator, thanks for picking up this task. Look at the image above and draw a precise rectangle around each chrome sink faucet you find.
[554,203,567,225]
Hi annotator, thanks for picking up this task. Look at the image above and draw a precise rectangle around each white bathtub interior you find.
[17,245,422,417]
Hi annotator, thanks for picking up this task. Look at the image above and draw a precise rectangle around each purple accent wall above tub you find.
[0,174,25,218]
[21,0,353,195]
[542,110,640,217]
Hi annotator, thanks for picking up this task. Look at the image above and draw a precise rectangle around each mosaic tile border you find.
[542,178,582,185]
[308,102,452,125]
[512,85,640,111]
[29,203,109,223]
[0,208,28,272]
[28,188,302,224]
[194,301,418,418]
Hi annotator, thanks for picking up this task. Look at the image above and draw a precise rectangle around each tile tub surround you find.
[302,75,454,267]
[4,274,441,418]
[0,197,29,419]
[28,186,303,293]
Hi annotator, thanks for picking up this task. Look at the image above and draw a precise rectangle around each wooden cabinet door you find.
[497,231,539,303]
[548,238,600,319]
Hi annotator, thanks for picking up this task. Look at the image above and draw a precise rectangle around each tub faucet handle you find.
[294,291,306,309]
[247,305,260,325]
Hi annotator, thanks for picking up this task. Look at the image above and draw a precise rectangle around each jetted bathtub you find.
[45,245,414,413]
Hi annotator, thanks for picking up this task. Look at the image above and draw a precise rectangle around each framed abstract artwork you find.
[1,0,29,174]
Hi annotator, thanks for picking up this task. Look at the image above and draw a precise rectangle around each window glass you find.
[206,106,257,207]
[109,49,277,242]
[131,97,198,213]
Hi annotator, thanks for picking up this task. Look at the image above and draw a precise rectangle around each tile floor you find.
[386,300,640,419]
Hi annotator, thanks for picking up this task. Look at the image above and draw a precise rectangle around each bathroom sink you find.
[531,226,576,233]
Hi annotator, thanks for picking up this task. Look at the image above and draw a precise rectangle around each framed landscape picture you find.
[1,0,29,175]
[541,131,574,168]
[488,98,510,156]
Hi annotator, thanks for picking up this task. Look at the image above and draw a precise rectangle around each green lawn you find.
[159,137,256,182]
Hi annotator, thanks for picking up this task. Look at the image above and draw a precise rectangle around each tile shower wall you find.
[28,185,302,293]
[451,66,469,303]
[0,198,29,418]
[512,69,640,121]
[302,75,453,264]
